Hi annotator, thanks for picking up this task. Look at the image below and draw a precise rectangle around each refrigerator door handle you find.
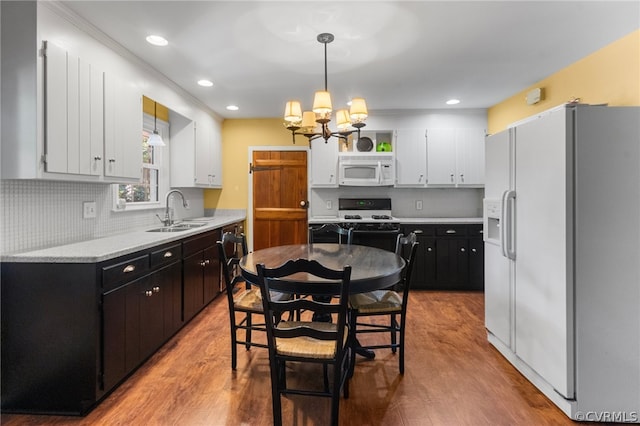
[504,190,516,260]
[500,190,510,258]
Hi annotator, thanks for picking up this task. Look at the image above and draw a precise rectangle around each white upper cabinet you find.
[194,119,222,187]
[44,42,104,177]
[310,139,339,187]
[395,128,427,186]
[455,128,485,186]
[426,128,458,185]
[171,114,222,188]
[426,127,485,187]
[104,71,143,182]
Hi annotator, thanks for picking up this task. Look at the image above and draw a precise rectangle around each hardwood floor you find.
[1,291,593,425]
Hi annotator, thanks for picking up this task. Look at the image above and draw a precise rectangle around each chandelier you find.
[283,33,368,145]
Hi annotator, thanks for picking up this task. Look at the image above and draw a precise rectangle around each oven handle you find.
[352,229,401,235]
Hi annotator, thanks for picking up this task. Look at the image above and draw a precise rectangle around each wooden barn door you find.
[251,150,308,250]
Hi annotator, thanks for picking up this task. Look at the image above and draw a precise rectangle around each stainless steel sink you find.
[146,222,206,232]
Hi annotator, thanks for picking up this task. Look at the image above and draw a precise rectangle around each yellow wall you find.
[203,118,309,209]
[142,96,169,122]
[488,29,639,133]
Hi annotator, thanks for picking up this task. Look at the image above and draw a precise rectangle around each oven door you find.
[352,228,401,252]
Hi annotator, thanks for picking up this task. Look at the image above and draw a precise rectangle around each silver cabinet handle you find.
[153,286,160,293]
[123,265,135,273]
[145,290,153,297]
[471,248,477,253]
[446,229,456,234]
[427,247,433,252]
[460,248,466,252]
[460,174,464,182]
[109,159,116,163]
[94,156,102,161]
[163,251,173,258]
[450,173,454,182]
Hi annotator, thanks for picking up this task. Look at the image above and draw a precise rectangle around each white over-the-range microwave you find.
[338,153,395,186]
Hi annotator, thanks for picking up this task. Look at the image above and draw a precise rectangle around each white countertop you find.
[2,214,245,264]
[308,216,482,224]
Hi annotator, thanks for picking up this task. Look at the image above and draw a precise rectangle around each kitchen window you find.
[112,114,169,211]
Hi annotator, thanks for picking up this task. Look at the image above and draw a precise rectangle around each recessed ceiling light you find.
[197,79,214,87]
[446,99,461,105]
[146,35,168,46]
[226,105,239,111]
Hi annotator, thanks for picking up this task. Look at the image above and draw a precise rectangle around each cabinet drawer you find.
[435,225,467,236]
[467,224,483,238]
[150,244,182,268]
[183,230,219,257]
[102,254,149,290]
[403,224,435,236]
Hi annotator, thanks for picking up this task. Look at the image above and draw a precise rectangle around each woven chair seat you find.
[234,288,291,311]
[350,290,403,314]
[275,321,349,359]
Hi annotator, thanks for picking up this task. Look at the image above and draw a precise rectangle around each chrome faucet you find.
[157,189,188,226]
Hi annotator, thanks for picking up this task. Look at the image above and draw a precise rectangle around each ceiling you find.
[59,1,639,119]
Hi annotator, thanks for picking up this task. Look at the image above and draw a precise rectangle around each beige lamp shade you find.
[336,109,351,130]
[349,97,368,121]
[301,111,317,128]
[284,101,302,123]
[312,91,332,114]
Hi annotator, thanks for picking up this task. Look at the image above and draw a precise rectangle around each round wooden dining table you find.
[239,243,406,295]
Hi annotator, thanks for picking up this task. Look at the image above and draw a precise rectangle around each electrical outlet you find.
[83,201,97,219]
[326,200,332,210]
[416,200,423,210]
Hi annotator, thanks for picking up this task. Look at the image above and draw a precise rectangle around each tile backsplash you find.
[0,180,203,254]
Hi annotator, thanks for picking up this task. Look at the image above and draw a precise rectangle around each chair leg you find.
[323,364,329,392]
[270,358,283,426]
[390,314,397,353]
[348,311,357,378]
[399,316,406,374]
[331,362,342,426]
[245,313,252,350]
[230,319,238,370]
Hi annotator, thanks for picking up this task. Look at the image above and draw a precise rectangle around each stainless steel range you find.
[337,198,401,252]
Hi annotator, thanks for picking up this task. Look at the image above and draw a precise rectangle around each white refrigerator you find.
[483,104,640,421]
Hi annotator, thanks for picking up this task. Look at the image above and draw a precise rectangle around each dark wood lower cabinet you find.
[402,223,484,291]
[1,225,231,416]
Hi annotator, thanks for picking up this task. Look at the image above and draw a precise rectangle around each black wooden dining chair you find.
[309,223,353,245]
[217,232,291,370]
[256,259,353,426]
[348,232,419,374]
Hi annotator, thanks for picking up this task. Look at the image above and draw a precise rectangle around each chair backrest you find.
[394,232,419,295]
[309,223,353,245]
[217,232,249,295]
[256,259,352,347]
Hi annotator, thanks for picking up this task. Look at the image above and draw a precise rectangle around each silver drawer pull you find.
[446,229,456,234]
[163,251,173,258]
[460,248,466,252]
[153,286,160,293]
[427,247,433,252]
[471,248,477,253]
[145,290,153,297]
[123,265,136,273]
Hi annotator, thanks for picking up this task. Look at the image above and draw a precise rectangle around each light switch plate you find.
[416,200,423,210]
[83,201,97,219]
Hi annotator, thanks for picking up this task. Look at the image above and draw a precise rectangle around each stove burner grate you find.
[343,214,362,220]
[371,214,392,220]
